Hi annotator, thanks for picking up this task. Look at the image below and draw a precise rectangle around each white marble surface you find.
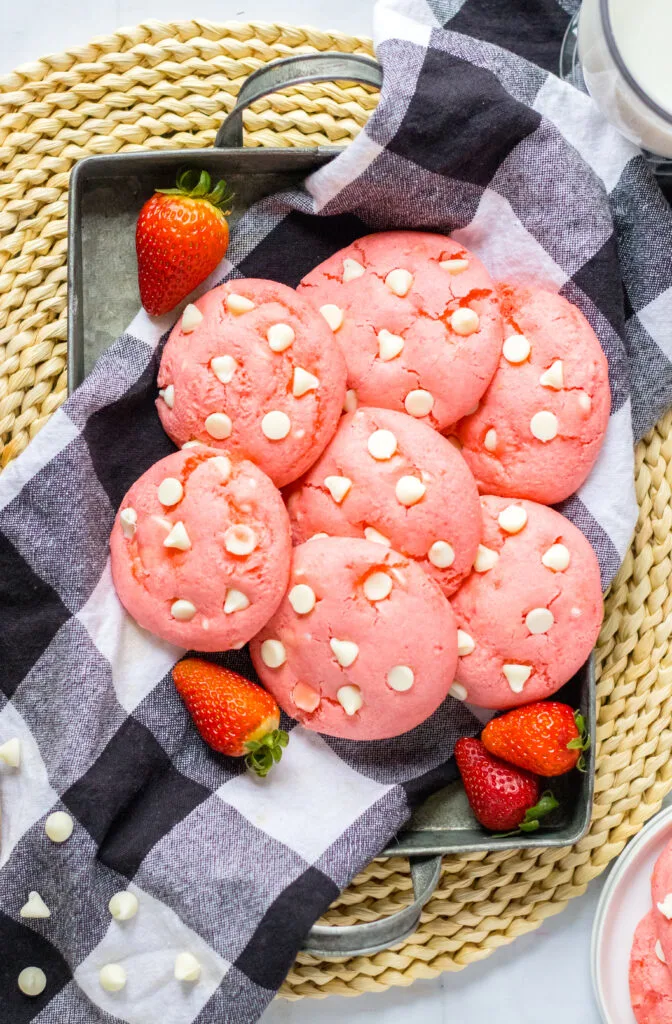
[1,2,612,1021]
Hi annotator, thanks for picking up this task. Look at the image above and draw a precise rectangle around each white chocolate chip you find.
[100,964,127,993]
[428,541,455,569]
[404,389,434,418]
[364,572,392,602]
[457,630,475,656]
[210,455,232,480]
[343,257,365,282]
[571,607,582,618]
[20,892,51,919]
[163,521,191,551]
[175,952,201,982]
[577,391,592,412]
[267,323,295,352]
[395,476,426,507]
[542,543,571,572]
[205,412,232,440]
[440,258,469,274]
[308,532,329,542]
[367,429,397,460]
[226,293,255,315]
[539,360,564,390]
[181,303,203,333]
[343,389,358,413]
[319,304,344,331]
[261,410,291,440]
[503,664,532,693]
[260,639,286,668]
[171,599,197,621]
[526,607,554,634]
[387,665,414,691]
[377,328,405,362]
[484,429,497,453]
[289,584,316,615]
[385,268,413,297]
[449,682,468,701]
[324,475,352,503]
[211,355,237,385]
[119,507,137,539]
[474,545,499,572]
[182,440,204,449]
[159,384,175,409]
[502,333,531,364]
[364,527,391,547]
[157,477,183,507]
[330,638,359,667]
[0,737,21,768]
[656,940,667,963]
[658,894,672,920]
[18,967,47,997]
[224,589,250,614]
[293,367,319,397]
[45,811,74,843]
[451,308,480,336]
[109,891,138,921]
[224,525,258,556]
[292,682,321,712]
[530,410,558,442]
[337,684,363,715]
[498,505,528,534]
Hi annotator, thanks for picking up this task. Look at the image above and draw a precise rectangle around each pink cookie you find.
[297,231,503,430]
[286,406,481,596]
[156,279,347,487]
[450,495,602,709]
[455,283,610,505]
[652,840,672,967]
[110,447,291,651]
[249,537,458,739]
[630,911,672,1024]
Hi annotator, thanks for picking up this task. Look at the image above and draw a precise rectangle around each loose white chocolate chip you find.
[159,384,175,409]
[656,940,667,963]
[45,811,74,843]
[474,545,499,572]
[210,455,231,480]
[224,525,258,556]
[385,268,413,297]
[457,630,475,656]
[342,257,365,282]
[175,952,201,982]
[658,894,672,920]
[364,572,392,602]
[293,367,319,397]
[484,429,497,453]
[267,323,295,352]
[530,410,558,442]
[171,599,197,622]
[377,328,405,361]
[502,333,531,364]
[526,607,554,635]
[428,541,455,569]
[163,521,191,551]
[261,410,291,440]
[289,584,316,615]
[343,389,358,413]
[211,355,237,385]
[18,968,47,997]
[293,682,321,712]
[542,543,571,572]
[330,638,359,667]
[498,505,528,534]
[451,308,480,336]
[100,964,127,993]
[440,258,469,274]
[539,360,564,389]
[449,682,468,701]
[224,589,250,614]
[181,303,203,333]
[226,293,255,315]
[367,429,397,461]
[577,391,592,412]
[158,478,183,507]
[324,475,352,503]
[109,891,138,921]
[364,527,391,547]
[337,685,363,715]
[319,304,344,331]
[260,639,286,669]
[404,389,434,418]
[20,892,51,919]
[503,664,532,693]
[387,665,414,691]
[0,737,21,768]
[395,476,426,507]
[119,508,137,539]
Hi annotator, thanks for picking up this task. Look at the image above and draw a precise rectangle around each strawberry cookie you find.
[450,495,602,710]
[297,231,503,430]
[630,911,672,1024]
[652,840,672,967]
[286,406,481,596]
[156,279,347,487]
[250,537,458,740]
[455,283,610,504]
[110,447,291,651]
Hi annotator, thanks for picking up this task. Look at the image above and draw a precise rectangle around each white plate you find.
[592,804,672,1023]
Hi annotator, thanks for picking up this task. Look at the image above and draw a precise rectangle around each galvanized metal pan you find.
[67,52,596,959]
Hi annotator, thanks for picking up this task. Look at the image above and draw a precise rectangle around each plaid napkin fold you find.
[2,0,672,1021]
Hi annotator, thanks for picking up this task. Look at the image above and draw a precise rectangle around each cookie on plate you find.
[629,911,672,1024]
[455,283,610,505]
[297,231,503,430]
[450,495,602,710]
[250,537,458,739]
[110,447,291,651]
[651,840,672,967]
[286,406,481,596]
[156,279,347,487]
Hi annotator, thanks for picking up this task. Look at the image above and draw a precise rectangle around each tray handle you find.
[215,52,383,148]
[301,854,442,959]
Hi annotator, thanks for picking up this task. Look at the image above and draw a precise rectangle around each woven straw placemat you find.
[1,18,671,1002]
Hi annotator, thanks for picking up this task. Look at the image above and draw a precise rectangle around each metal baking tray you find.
[67,52,596,958]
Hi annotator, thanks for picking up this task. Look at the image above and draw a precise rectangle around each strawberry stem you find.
[157,168,234,212]
[244,729,289,778]
[495,791,559,838]
[567,710,591,771]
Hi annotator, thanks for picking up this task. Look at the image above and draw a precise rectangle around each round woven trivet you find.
[1,19,671,1002]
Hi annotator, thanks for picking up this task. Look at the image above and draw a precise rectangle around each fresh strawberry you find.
[454,737,558,833]
[481,702,590,777]
[172,658,287,777]
[136,169,232,316]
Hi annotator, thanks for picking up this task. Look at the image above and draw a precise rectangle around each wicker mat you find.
[1,18,671,1002]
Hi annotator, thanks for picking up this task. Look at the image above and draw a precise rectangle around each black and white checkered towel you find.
[2,0,672,1021]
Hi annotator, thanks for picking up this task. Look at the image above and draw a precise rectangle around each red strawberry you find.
[454,737,558,833]
[136,169,232,316]
[481,702,589,777]
[172,659,287,777]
